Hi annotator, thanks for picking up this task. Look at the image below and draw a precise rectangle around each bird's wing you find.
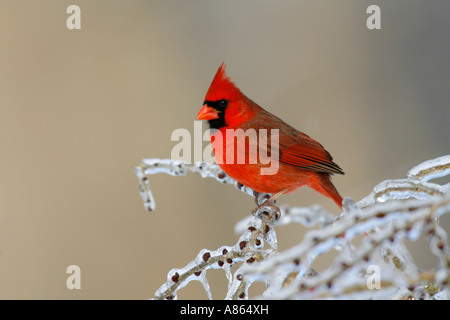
[276,130,344,175]
[239,104,344,175]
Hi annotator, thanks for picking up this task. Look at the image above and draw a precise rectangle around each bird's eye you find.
[218,99,228,108]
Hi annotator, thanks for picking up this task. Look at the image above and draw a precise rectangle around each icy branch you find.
[135,159,258,212]
[135,155,450,300]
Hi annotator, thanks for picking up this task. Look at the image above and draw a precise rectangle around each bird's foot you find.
[251,199,281,220]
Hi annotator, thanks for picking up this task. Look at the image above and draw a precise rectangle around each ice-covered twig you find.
[135,159,260,211]
[153,207,279,300]
[240,195,450,299]
[135,155,450,299]
[359,155,450,207]
[407,155,450,182]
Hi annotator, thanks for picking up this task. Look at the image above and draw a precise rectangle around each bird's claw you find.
[251,199,281,220]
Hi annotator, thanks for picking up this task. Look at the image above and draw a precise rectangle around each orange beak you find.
[197,104,219,120]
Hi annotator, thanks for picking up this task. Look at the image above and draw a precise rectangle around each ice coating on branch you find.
[135,160,256,212]
[407,155,450,182]
[358,179,446,208]
[136,155,450,299]
[151,203,279,300]
[358,155,450,208]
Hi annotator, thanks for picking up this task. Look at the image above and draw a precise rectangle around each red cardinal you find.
[197,63,344,209]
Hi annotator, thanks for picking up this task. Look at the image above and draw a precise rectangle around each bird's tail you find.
[309,172,343,209]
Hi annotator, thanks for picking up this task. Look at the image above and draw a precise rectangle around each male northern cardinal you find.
[197,63,344,209]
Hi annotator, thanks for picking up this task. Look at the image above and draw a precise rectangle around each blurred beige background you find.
[0,1,449,299]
